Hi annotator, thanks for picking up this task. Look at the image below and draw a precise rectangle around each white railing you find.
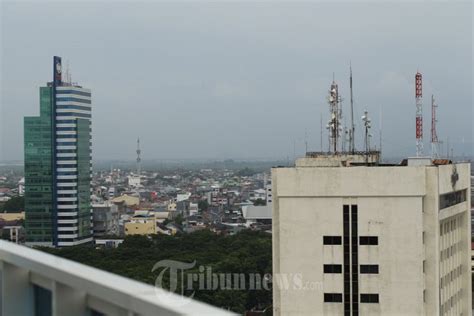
[0,240,235,316]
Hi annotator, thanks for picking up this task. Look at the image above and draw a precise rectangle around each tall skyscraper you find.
[272,154,471,315]
[24,56,93,247]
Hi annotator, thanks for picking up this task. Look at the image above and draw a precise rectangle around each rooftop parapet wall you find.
[298,151,381,167]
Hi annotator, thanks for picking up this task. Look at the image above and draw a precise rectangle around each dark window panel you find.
[359,236,378,245]
[360,265,379,274]
[324,293,343,303]
[324,264,342,273]
[361,294,379,303]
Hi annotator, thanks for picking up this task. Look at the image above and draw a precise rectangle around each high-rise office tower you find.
[24,56,93,247]
[272,154,471,315]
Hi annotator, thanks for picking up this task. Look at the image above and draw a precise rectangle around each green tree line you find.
[39,230,272,314]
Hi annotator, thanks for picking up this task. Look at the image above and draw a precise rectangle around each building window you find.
[324,264,342,273]
[439,189,467,209]
[359,236,378,245]
[324,293,343,303]
[34,285,52,316]
[360,294,379,303]
[360,265,379,274]
[323,236,342,245]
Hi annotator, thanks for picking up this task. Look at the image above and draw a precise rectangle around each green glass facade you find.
[24,87,54,243]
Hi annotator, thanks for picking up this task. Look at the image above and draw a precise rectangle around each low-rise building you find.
[242,205,272,227]
[92,202,119,237]
[112,194,139,208]
[124,211,156,236]
[0,212,25,222]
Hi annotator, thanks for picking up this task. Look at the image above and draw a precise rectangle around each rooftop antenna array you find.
[362,110,372,163]
[63,59,73,85]
[326,77,342,153]
[431,95,440,158]
[415,72,423,156]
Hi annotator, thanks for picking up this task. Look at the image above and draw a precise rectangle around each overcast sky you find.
[1,1,472,161]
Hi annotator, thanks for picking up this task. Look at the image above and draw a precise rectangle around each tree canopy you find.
[0,196,24,213]
[38,230,272,314]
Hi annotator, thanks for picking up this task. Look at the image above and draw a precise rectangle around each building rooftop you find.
[242,205,272,220]
[283,152,456,168]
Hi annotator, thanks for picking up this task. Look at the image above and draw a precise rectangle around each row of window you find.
[56,97,91,104]
[56,142,76,146]
[324,293,379,303]
[440,216,461,235]
[441,288,463,315]
[440,241,462,261]
[324,264,379,274]
[56,90,91,97]
[56,119,77,124]
[323,236,378,245]
[57,156,77,161]
[57,112,91,119]
[440,265,463,289]
[439,189,466,209]
[57,105,91,111]
[56,134,77,139]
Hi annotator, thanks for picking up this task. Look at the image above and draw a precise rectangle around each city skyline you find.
[1,2,472,161]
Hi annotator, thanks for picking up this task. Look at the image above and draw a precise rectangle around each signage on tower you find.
[53,56,62,85]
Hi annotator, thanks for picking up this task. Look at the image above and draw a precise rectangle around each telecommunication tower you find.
[136,137,141,176]
[415,72,423,156]
[327,79,342,153]
[431,95,439,158]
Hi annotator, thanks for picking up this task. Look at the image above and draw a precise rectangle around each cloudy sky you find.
[1,1,472,161]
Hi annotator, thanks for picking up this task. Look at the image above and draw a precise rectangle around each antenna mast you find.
[320,113,323,152]
[304,129,308,153]
[415,72,423,156]
[136,137,141,176]
[431,95,439,158]
[379,105,383,162]
[349,63,355,153]
[327,78,341,153]
[362,110,372,163]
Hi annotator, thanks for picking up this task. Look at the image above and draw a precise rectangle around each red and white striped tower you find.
[415,72,423,156]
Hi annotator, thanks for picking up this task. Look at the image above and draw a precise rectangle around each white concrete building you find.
[189,202,198,216]
[272,155,472,316]
[242,205,272,227]
[18,177,25,196]
[127,175,141,188]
